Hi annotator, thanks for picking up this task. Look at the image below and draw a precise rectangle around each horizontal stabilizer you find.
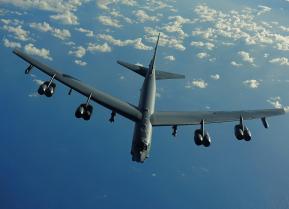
[155,70,185,80]
[117,60,148,77]
[117,60,185,80]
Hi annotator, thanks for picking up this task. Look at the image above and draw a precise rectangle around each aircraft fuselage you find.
[131,64,156,163]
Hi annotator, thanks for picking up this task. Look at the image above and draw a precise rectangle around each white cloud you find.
[257,5,271,15]
[133,10,159,23]
[69,46,86,58]
[50,11,78,25]
[24,43,52,60]
[164,55,175,61]
[2,38,21,48]
[144,27,186,51]
[190,41,215,50]
[231,61,242,67]
[186,79,208,89]
[74,60,87,66]
[3,25,29,41]
[243,79,260,88]
[97,34,152,50]
[162,15,191,39]
[87,42,112,53]
[98,15,122,28]
[238,51,254,64]
[269,57,289,66]
[75,27,94,37]
[0,0,88,25]
[210,74,220,80]
[196,52,209,59]
[33,79,44,85]
[97,0,137,10]
[30,22,71,40]
[266,97,286,109]
[191,4,289,52]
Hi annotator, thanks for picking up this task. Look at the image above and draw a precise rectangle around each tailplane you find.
[117,60,185,80]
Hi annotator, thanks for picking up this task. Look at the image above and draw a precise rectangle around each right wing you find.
[13,49,142,122]
[151,109,285,126]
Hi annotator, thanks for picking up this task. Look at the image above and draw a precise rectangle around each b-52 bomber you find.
[13,34,286,163]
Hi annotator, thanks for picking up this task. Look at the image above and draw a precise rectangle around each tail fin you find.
[117,33,185,80]
[117,60,185,80]
[149,33,160,69]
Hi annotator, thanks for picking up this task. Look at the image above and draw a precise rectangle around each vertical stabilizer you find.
[149,33,160,71]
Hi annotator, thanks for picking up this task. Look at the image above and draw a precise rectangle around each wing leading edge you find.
[13,49,142,122]
[151,109,285,126]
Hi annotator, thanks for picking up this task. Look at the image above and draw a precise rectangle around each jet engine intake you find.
[234,124,252,141]
[38,81,56,97]
[194,129,203,146]
[75,104,93,120]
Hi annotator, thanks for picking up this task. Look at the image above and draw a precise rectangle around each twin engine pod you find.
[234,125,252,141]
[194,129,211,147]
[75,104,93,121]
[38,81,56,97]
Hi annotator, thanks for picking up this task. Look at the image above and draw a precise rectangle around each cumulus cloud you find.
[164,55,175,61]
[196,52,209,59]
[243,79,260,88]
[69,46,86,58]
[30,22,71,40]
[267,97,282,108]
[238,51,254,64]
[144,27,186,51]
[210,74,220,80]
[257,5,271,15]
[24,43,52,60]
[97,0,137,10]
[0,0,87,25]
[3,25,29,41]
[161,16,191,39]
[185,79,208,89]
[50,11,78,25]
[98,15,122,28]
[231,61,242,67]
[269,57,289,66]
[87,42,112,53]
[74,60,87,66]
[266,97,289,112]
[133,10,159,23]
[191,41,215,50]
[192,4,289,52]
[2,38,21,48]
[75,27,94,37]
[97,34,152,50]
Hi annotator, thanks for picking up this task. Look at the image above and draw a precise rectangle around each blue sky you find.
[1,0,289,208]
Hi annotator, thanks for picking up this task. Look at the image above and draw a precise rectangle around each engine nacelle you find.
[234,125,252,141]
[194,129,203,146]
[203,132,211,147]
[83,104,93,121]
[244,127,252,141]
[75,104,93,120]
[75,104,86,118]
[38,81,56,97]
[234,125,244,140]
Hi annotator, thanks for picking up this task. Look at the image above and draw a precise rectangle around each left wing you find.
[13,49,142,122]
[151,109,285,126]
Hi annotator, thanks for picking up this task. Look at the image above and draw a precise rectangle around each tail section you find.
[117,33,185,80]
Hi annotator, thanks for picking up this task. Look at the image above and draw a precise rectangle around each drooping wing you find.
[150,109,285,126]
[13,49,142,122]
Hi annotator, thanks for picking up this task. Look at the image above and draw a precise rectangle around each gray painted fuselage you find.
[131,57,157,162]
